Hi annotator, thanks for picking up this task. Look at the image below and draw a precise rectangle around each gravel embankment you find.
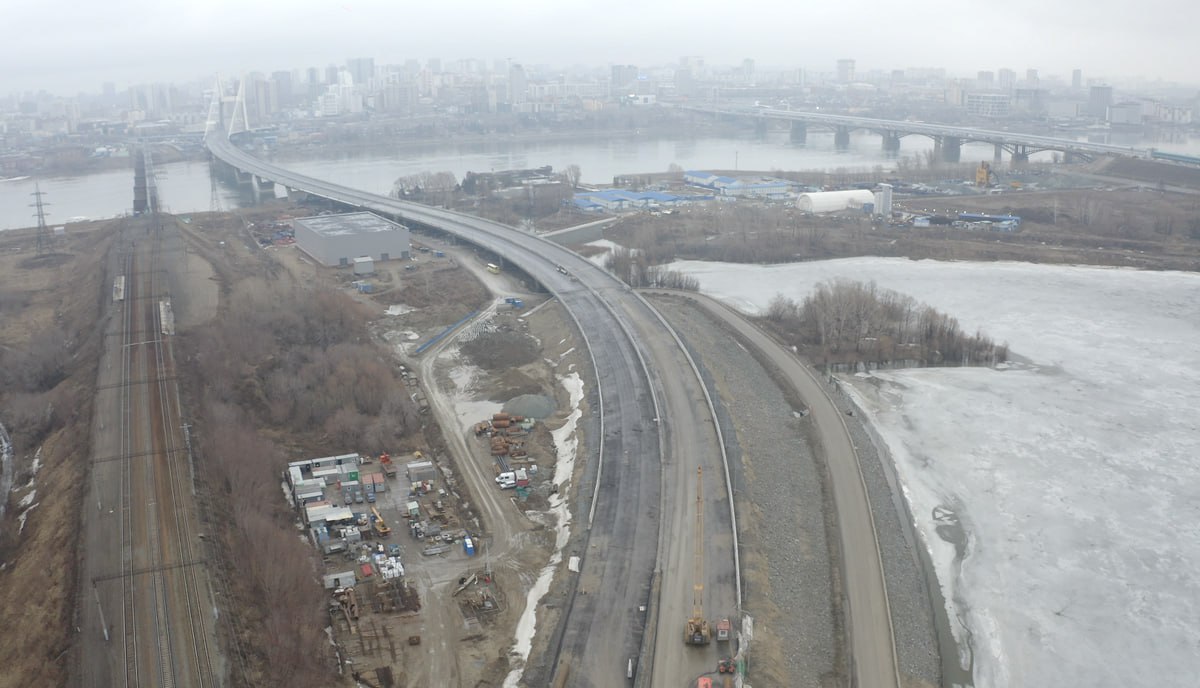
[651,295,840,687]
[821,377,942,687]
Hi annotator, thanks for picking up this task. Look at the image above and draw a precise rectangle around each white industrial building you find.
[292,212,411,267]
[796,189,875,213]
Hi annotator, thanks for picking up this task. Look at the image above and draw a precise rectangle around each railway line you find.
[77,219,219,688]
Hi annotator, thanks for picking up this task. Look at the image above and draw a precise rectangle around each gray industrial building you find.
[292,212,411,266]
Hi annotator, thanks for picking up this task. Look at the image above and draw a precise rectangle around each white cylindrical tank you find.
[796,190,875,213]
[873,184,893,216]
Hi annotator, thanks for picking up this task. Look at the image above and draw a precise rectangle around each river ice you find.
[672,257,1200,687]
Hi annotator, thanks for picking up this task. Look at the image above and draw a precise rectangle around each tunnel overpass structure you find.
[686,104,1155,164]
[205,131,751,686]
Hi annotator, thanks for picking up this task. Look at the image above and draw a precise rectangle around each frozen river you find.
[673,257,1200,687]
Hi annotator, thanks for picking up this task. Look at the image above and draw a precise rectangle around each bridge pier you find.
[790,121,807,144]
[937,136,962,163]
[754,119,768,138]
[250,174,263,202]
[834,126,851,150]
[1063,151,1085,164]
[994,144,1004,165]
[881,132,901,154]
[1011,145,1030,165]
[133,152,148,214]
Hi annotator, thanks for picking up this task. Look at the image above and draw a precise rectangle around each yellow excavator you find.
[371,506,391,537]
[685,467,711,645]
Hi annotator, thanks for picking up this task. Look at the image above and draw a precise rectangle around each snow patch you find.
[385,303,416,316]
[444,358,504,434]
[0,420,12,520]
[503,372,583,687]
[17,502,37,534]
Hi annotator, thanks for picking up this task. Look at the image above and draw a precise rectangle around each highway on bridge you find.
[207,133,738,686]
[686,104,1153,159]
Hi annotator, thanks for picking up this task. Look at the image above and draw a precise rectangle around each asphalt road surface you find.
[207,133,739,687]
[652,290,902,688]
[75,218,220,688]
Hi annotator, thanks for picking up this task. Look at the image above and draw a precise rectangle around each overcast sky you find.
[4,0,1197,95]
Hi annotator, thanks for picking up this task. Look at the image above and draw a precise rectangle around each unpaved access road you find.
[647,290,902,688]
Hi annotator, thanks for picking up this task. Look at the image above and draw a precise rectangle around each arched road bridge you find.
[684,104,1155,164]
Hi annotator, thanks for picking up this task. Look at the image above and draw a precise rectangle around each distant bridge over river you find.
[684,105,1158,164]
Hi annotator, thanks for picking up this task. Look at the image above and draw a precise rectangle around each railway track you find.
[90,220,219,688]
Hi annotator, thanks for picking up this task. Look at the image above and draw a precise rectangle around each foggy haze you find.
[4,0,1198,94]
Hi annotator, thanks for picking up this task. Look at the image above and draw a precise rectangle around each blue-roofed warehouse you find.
[573,189,700,212]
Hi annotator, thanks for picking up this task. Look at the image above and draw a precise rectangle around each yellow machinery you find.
[976,161,997,187]
[371,506,391,537]
[685,467,712,645]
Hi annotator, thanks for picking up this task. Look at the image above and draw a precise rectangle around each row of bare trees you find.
[200,401,329,686]
[391,170,458,206]
[603,246,699,290]
[765,279,1007,367]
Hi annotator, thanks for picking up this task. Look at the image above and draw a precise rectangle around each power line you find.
[30,182,51,254]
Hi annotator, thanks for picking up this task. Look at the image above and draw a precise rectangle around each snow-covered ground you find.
[503,372,584,687]
[672,257,1200,687]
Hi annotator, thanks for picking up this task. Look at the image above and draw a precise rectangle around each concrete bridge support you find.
[754,119,768,137]
[250,173,264,202]
[834,126,851,150]
[1011,145,1030,165]
[284,187,311,202]
[994,144,1004,165]
[133,153,148,214]
[881,132,901,154]
[937,136,962,163]
[790,121,807,144]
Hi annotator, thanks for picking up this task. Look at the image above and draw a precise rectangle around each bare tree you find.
[563,164,582,190]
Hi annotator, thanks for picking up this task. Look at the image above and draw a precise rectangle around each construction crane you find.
[685,467,711,645]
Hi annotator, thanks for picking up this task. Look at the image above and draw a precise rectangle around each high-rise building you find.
[837,58,855,83]
[998,68,1016,91]
[508,63,527,104]
[427,58,442,74]
[611,65,639,96]
[1071,69,1082,90]
[977,71,995,87]
[1088,85,1113,119]
[346,57,375,88]
[271,71,294,109]
[966,92,1011,117]
[325,64,339,86]
[1025,68,1039,86]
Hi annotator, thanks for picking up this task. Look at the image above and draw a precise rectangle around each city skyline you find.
[3,0,1198,95]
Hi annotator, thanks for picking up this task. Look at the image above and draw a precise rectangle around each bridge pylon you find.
[228,76,251,137]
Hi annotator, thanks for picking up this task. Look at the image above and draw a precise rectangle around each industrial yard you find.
[191,202,587,687]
